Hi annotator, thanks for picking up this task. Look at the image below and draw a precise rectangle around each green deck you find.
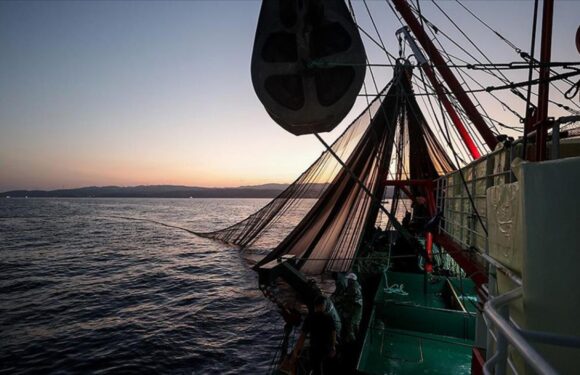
[357,271,477,374]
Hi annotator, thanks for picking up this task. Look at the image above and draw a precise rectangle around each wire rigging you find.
[436,92,489,237]
[349,0,412,185]
[409,2,491,152]
[379,0,475,163]
[410,1,580,118]
[455,0,580,111]
[412,3,517,138]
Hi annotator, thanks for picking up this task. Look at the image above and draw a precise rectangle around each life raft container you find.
[251,0,367,135]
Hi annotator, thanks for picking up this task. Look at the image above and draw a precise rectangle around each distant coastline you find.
[1,184,308,199]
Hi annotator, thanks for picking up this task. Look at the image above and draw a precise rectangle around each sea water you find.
[0,198,283,374]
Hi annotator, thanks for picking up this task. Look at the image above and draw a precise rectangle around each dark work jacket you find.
[302,312,336,356]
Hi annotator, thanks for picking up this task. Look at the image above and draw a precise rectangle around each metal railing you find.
[435,143,516,255]
[483,287,580,375]
[435,141,580,374]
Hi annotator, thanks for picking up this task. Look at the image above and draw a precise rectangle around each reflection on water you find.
[0,198,289,374]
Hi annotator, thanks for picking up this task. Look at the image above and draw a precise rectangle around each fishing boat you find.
[198,1,580,373]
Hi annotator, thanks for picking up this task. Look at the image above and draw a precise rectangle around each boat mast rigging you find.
[525,0,554,161]
[396,26,481,159]
[391,0,498,151]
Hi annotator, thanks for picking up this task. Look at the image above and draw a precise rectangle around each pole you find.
[397,26,481,159]
[391,0,498,151]
[533,0,554,161]
[422,65,481,159]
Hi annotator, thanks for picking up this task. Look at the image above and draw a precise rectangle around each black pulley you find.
[251,0,367,135]
[576,26,580,54]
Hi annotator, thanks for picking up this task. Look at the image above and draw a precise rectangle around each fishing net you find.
[197,66,454,274]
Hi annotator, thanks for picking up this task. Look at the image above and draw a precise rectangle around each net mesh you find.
[197,66,454,274]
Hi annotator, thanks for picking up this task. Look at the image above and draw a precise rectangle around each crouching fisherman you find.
[342,273,363,343]
[290,295,338,375]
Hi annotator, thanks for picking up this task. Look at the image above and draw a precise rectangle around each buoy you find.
[251,0,367,135]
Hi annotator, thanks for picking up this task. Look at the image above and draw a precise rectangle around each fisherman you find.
[331,272,348,311]
[290,295,337,375]
[309,279,342,335]
[325,294,342,338]
[341,273,363,343]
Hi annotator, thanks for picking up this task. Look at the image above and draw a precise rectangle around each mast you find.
[391,0,498,151]
[527,0,554,161]
[390,0,501,287]
[397,27,482,159]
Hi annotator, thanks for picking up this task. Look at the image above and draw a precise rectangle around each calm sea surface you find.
[0,198,285,374]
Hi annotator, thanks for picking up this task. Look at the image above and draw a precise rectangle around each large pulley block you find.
[251,0,367,135]
[576,26,580,54]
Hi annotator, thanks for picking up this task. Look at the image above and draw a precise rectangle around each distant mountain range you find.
[1,183,397,199]
[1,184,297,198]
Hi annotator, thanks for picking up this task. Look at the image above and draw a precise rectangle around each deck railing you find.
[435,143,518,255]
[434,140,580,374]
[483,286,580,375]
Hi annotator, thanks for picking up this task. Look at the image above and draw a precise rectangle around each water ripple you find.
[0,198,284,374]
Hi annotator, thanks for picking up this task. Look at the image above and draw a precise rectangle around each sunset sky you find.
[1,1,578,191]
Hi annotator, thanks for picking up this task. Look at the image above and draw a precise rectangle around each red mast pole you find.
[421,65,482,159]
[398,26,481,159]
[391,0,498,151]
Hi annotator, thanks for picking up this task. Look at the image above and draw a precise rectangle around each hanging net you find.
[197,65,454,275]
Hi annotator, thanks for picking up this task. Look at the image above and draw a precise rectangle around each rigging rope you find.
[410,0,580,126]
[455,0,580,111]
[413,70,471,165]
[414,4,492,151]
[106,215,204,238]
[349,0,413,184]
[430,0,529,103]
[380,0,483,160]
[435,94,489,236]
[424,2,525,137]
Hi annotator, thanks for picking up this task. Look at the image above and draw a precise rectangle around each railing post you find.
[495,305,510,375]
[551,121,560,160]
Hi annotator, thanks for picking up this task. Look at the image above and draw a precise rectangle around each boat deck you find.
[357,271,477,374]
